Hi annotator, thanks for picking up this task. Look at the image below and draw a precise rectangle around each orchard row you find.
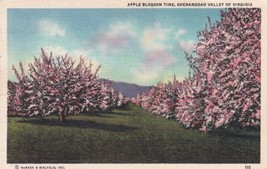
[132,8,261,132]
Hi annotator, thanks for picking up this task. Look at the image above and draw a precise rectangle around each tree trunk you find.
[59,113,66,122]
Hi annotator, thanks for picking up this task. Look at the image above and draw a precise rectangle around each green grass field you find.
[7,103,260,163]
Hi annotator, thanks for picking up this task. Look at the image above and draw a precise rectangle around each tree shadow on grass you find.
[18,118,137,132]
[82,110,131,117]
[102,111,131,116]
[209,128,260,140]
[82,113,114,118]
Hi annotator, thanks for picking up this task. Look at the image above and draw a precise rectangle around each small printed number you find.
[245,166,251,169]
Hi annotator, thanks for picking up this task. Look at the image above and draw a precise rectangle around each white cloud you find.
[43,46,67,56]
[142,50,177,68]
[71,49,91,58]
[39,20,65,37]
[92,21,135,51]
[179,40,196,52]
[108,21,135,38]
[131,67,159,85]
[175,29,187,39]
[133,23,180,85]
[141,23,171,51]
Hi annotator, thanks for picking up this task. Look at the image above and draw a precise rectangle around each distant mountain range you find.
[100,79,152,98]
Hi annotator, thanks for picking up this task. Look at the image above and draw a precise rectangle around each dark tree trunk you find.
[59,113,66,122]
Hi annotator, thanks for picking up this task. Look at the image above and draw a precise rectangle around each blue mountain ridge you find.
[100,79,152,98]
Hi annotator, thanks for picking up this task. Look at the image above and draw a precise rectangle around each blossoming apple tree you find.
[132,8,261,132]
[8,49,124,121]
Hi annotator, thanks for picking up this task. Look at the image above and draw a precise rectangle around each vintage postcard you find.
[0,0,266,169]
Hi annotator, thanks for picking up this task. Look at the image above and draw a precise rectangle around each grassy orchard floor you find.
[7,103,260,163]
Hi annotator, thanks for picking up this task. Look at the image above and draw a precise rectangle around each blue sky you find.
[8,9,222,85]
